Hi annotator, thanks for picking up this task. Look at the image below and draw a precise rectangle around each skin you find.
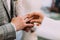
[26,12,44,24]
[11,16,34,31]
[23,12,44,32]
[11,12,44,32]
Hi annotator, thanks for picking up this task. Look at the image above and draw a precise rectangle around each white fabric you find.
[15,0,53,40]
[16,0,42,16]
[36,17,60,40]
[16,0,38,40]
[16,0,52,17]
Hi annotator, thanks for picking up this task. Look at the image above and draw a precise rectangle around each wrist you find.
[11,22,21,31]
[11,22,17,31]
[40,15,44,24]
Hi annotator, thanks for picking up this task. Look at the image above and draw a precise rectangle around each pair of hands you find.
[11,12,44,31]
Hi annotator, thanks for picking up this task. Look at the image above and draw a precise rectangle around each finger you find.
[24,17,33,22]
[25,24,34,27]
[28,12,40,17]
[31,29,35,33]
[23,27,32,32]
[31,12,43,16]
[30,19,41,24]
[24,28,31,32]
[27,12,44,18]
[23,27,32,30]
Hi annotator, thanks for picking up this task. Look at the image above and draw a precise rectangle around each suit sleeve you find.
[0,23,16,40]
[36,17,60,39]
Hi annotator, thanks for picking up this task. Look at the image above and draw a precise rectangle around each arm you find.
[0,23,16,40]
[36,17,60,39]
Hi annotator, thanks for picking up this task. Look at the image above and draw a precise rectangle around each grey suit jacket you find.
[0,0,16,40]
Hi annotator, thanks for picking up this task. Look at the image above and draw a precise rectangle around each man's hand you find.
[26,12,44,24]
[11,16,34,31]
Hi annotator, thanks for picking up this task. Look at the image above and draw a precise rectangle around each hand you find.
[11,16,34,31]
[26,12,44,24]
[23,12,44,32]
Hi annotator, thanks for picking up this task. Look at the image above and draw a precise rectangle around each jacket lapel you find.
[3,0,9,13]
[2,0,11,21]
[1,0,12,22]
[2,0,16,21]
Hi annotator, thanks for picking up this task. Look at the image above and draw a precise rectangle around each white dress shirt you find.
[16,0,38,40]
[36,17,60,40]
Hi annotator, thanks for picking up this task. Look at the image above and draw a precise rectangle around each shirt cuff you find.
[11,23,16,31]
